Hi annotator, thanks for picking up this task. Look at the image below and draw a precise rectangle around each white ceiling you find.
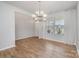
[5,1,77,15]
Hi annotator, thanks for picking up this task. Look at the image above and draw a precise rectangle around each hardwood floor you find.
[0,37,78,58]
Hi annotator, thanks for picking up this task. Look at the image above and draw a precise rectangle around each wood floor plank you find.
[0,37,78,58]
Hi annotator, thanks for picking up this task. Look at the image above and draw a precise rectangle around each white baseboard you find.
[0,45,15,51]
[40,37,74,45]
[44,37,65,43]
[16,36,36,40]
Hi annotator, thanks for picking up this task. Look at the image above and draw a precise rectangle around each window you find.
[47,16,64,36]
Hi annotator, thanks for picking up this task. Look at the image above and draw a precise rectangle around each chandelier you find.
[32,1,47,23]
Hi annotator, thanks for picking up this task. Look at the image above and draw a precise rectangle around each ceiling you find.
[5,1,77,15]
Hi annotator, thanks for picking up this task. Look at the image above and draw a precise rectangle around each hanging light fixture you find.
[32,1,47,23]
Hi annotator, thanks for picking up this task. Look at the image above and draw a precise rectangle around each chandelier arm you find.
[39,1,41,15]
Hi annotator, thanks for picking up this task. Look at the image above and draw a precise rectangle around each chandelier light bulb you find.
[43,14,47,17]
[32,14,36,18]
[36,11,39,15]
[35,18,38,20]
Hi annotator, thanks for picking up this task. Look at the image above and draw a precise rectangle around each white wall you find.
[64,9,77,45]
[35,8,77,45]
[0,1,77,51]
[0,2,34,50]
[15,12,35,40]
[0,2,15,50]
[76,2,79,54]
